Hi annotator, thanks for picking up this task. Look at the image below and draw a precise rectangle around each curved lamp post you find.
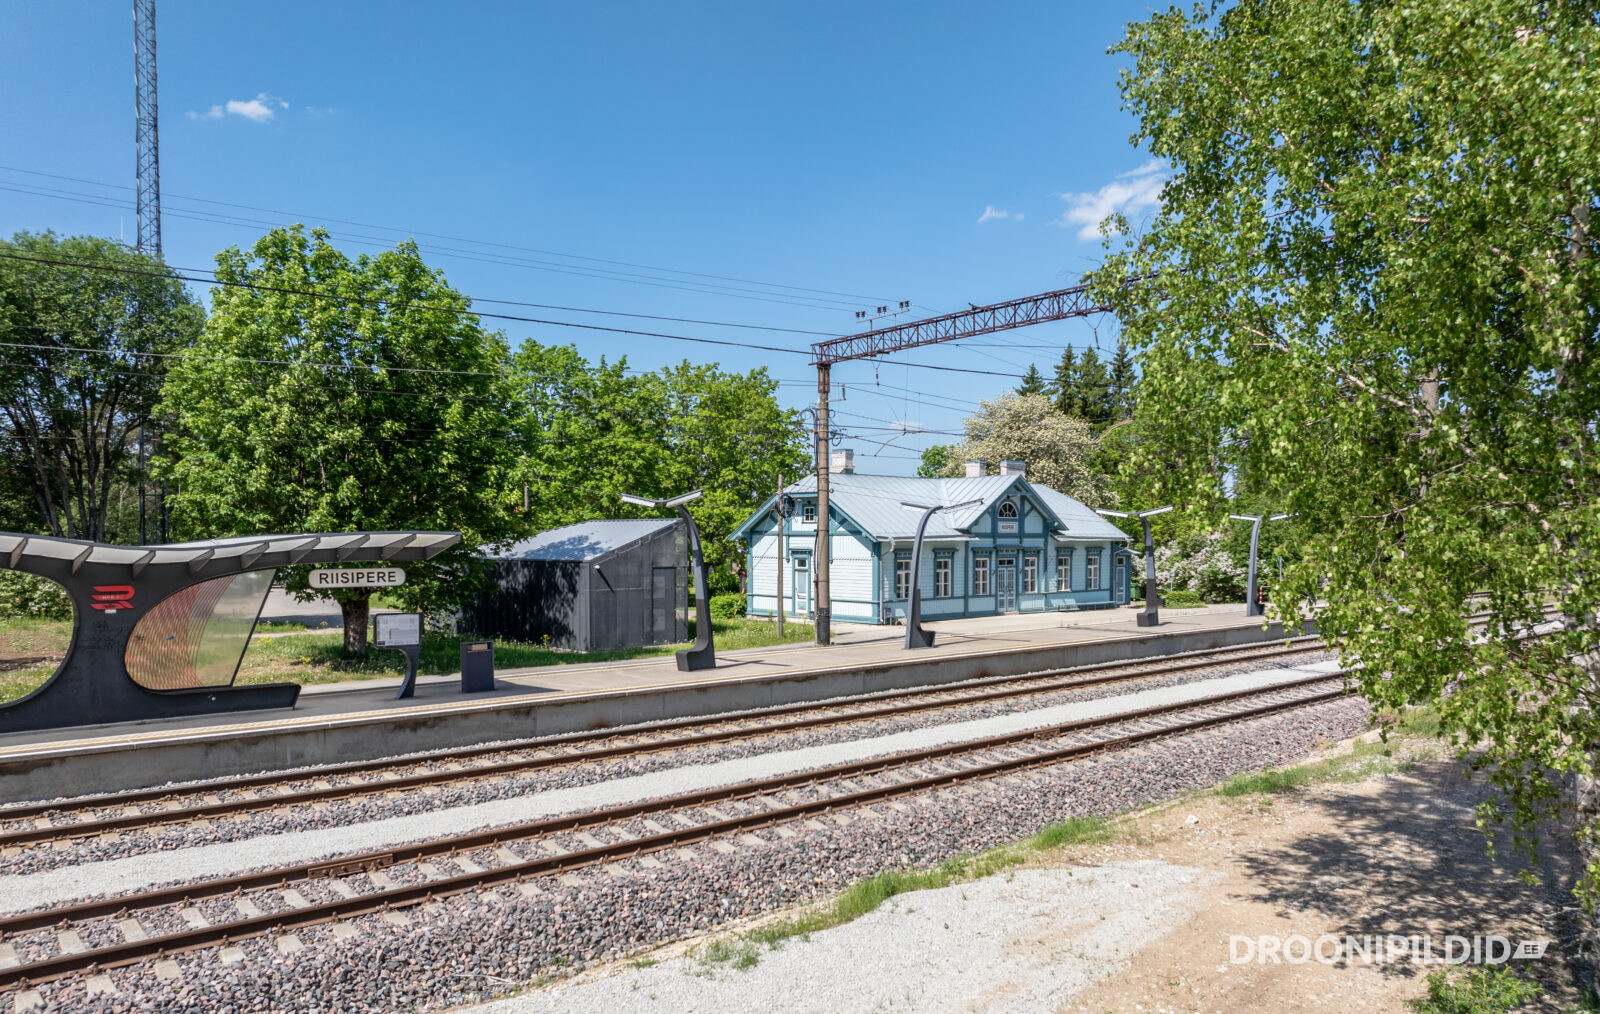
[621,489,714,671]
[899,499,982,649]
[1228,512,1293,617]
[1096,505,1173,627]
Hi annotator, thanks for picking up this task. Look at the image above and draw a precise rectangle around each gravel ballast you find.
[0,662,1339,914]
[21,697,1372,1013]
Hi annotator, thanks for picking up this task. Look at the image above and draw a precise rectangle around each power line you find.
[0,165,894,309]
[1,250,1032,381]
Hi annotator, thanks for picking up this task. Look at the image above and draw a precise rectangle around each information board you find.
[374,612,422,648]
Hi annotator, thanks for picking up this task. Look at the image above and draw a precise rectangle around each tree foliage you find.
[157,227,520,652]
[941,392,1111,505]
[509,343,806,590]
[0,232,202,540]
[1093,0,1600,927]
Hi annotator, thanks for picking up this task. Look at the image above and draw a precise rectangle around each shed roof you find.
[730,473,1128,542]
[490,518,680,562]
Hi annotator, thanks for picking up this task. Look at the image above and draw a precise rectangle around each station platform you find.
[0,604,1304,803]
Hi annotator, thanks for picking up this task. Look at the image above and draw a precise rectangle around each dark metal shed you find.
[459,519,688,651]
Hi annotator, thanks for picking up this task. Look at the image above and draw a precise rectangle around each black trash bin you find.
[460,640,495,693]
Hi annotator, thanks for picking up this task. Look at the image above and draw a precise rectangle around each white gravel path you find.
[466,859,1214,1014]
[0,663,1335,914]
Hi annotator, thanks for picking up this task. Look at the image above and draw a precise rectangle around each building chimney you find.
[1000,459,1026,477]
[964,459,986,478]
[830,448,855,474]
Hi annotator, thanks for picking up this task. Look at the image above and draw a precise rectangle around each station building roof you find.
[730,473,1128,543]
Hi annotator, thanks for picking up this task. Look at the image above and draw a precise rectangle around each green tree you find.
[942,392,1112,505]
[0,232,203,540]
[508,347,806,592]
[1048,347,1079,415]
[917,443,954,478]
[1108,342,1137,420]
[1093,0,1600,956]
[157,227,520,653]
[1014,363,1047,396]
[1074,347,1113,427]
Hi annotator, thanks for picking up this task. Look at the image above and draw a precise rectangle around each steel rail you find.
[0,640,1332,844]
[0,677,1350,988]
[0,671,1348,973]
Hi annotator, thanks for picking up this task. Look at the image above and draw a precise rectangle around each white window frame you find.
[1085,551,1101,590]
[802,502,817,524]
[895,558,911,599]
[934,558,952,597]
[973,556,991,596]
[1055,551,1070,592]
[997,501,1018,519]
[1022,556,1038,594]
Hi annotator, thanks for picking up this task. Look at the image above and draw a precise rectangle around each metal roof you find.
[489,518,680,562]
[1031,486,1135,541]
[731,473,1127,542]
[0,530,461,578]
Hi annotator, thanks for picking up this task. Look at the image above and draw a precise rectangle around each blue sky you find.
[1,1,1164,475]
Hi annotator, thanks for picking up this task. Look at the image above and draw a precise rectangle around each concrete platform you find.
[0,604,1307,803]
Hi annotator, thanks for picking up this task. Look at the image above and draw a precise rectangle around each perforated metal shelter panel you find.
[125,570,273,690]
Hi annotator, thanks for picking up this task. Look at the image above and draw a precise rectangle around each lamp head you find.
[1138,505,1175,518]
[1095,508,1132,519]
[619,493,660,509]
[663,489,704,508]
[1229,513,1263,522]
[1269,513,1294,521]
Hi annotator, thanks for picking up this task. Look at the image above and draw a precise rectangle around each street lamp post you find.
[1228,512,1293,617]
[1096,505,1174,627]
[899,499,982,649]
[622,489,715,671]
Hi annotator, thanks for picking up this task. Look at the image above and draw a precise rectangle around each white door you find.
[996,557,1016,612]
[793,557,811,617]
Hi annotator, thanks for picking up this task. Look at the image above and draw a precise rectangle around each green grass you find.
[0,617,72,703]
[1212,710,1444,799]
[234,617,815,687]
[1408,966,1543,1014]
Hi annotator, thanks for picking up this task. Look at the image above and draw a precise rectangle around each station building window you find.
[973,556,991,596]
[803,503,817,524]
[895,558,911,599]
[1085,551,1101,589]
[1022,555,1038,594]
[998,501,1018,519]
[935,558,952,598]
[1055,550,1072,592]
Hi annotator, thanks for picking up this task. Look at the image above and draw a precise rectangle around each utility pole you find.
[133,0,161,255]
[814,365,831,644]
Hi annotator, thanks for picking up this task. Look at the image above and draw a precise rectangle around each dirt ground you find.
[1058,738,1583,1013]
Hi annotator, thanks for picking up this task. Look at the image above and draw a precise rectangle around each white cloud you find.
[187,92,284,123]
[977,205,1023,224]
[1055,160,1168,240]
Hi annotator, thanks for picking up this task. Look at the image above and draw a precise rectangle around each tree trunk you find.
[340,595,370,656]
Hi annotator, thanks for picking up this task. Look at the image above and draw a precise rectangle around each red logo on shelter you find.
[90,586,136,612]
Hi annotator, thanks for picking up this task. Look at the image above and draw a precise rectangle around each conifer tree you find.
[1049,347,1079,416]
[1015,364,1047,396]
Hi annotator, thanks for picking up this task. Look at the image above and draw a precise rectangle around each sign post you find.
[374,611,424,699]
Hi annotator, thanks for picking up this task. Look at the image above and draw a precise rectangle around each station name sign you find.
[309,567,407,589]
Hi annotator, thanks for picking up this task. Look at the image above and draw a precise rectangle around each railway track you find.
[0,668,1353,990]
[0,637,1332,847]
